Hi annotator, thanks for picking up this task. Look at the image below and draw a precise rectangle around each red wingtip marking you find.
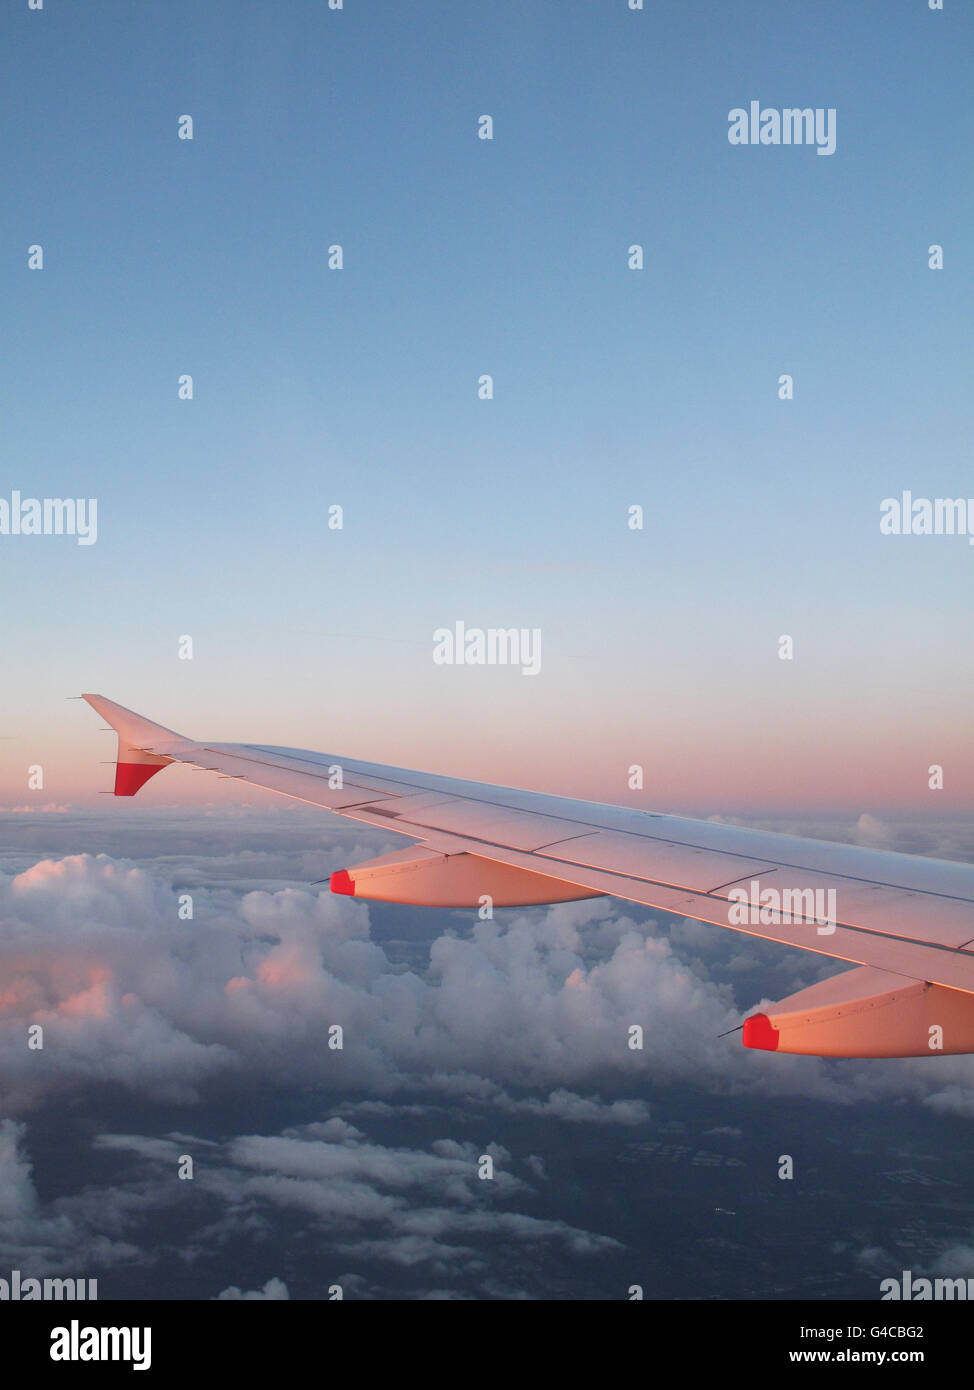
[114,763,166,797]
[742,1012,780,1051]
[330,869,356,896]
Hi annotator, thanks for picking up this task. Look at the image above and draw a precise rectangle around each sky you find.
[2,0,973,815]
[2,0,974,1308]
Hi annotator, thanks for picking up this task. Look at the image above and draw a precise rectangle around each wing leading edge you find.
[81,693,974,1058]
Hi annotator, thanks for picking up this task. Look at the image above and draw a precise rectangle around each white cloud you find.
[2,840,974,1119]
[216,1277,290,1300]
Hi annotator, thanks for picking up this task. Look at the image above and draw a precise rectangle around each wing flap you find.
[330,846,603,907]
[743,965,974,1057]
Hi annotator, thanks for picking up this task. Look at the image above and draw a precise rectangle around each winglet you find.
[81,694,182,796]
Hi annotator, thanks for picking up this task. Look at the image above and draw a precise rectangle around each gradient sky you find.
[2,0,972,815]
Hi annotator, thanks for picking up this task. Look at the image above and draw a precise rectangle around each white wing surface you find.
[82,693,974,1058]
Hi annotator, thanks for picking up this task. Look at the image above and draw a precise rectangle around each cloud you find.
[0,1120,39,1222]
[929,1245,974,1277]
[216,1277,290,1300]
[852,814,892,848]
[6,813,974,1298]
[0,850,750,1112]
[2,826,974,1120]
[496,1089,651,1125]
[0,1119,142,1273]
[0,1112,620,1293]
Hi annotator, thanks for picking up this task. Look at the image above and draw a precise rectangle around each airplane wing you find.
[82,693,974,1059]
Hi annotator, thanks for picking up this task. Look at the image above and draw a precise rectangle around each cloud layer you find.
[2,830,974,1116]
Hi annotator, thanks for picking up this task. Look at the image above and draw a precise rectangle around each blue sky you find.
[2,0,972,813]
